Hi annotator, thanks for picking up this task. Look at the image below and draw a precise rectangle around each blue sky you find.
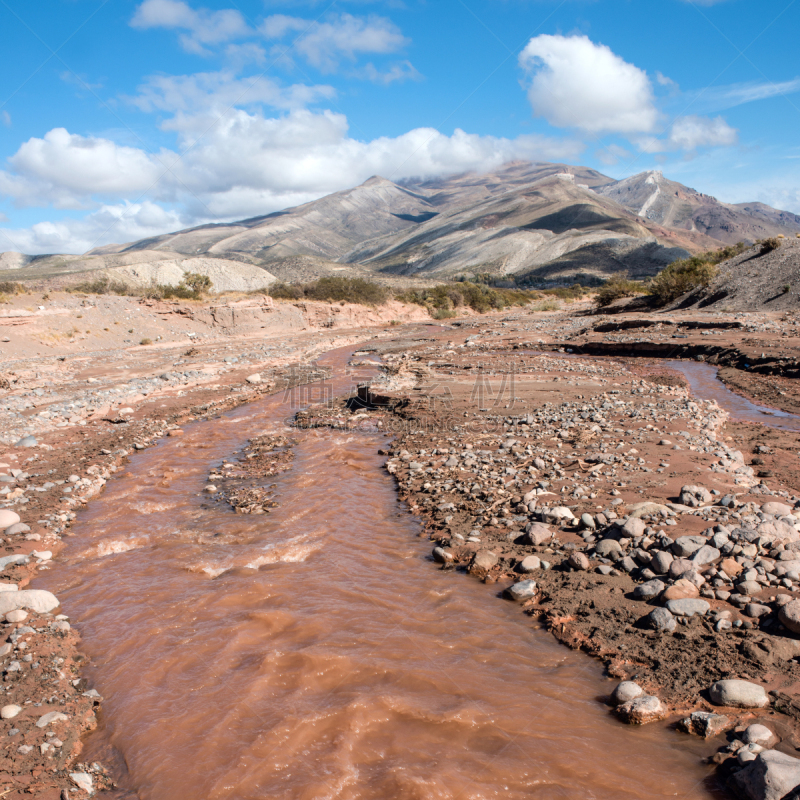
[1,0,799,254]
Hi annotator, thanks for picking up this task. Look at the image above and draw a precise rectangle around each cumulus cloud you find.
[131,0,249,55]
[0,110,583,251]
[262,12,409,72]
[636,115,738,152]
[0,202,185,256]
[519,34,658,134]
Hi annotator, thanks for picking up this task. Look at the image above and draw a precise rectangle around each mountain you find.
[596,170,800,244]
[4,161,800,289]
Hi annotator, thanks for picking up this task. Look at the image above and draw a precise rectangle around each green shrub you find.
[70,276,132,295]
[649,259,719,306]
[269,277,389,305]
[182,272,213,294]
[533,300,560,312]
[759,237,782,255]
[541,283,586,301]
[0,281,24,295]
[432,307,457,320]
[595,276,646,307]
[396,282,532,314]
[783,284,791,294]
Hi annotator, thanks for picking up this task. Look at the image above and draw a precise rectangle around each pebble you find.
[517,556,541,573]
[709,679,769,708]
[70,773,93,794]
[5,610,26,623]
[14,436,36,448]
[678,710,731,738]
[616,695,665,724]
[633,579,665,600]
[778,598,800,634]
[743,724,775,747]
[567,552,589,571]
[4,523,30,536]
[36,711,69,728]
[0,510,20,529]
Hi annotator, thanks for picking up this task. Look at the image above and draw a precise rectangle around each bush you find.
[533,300,560,312]
[541,283,586,301]
[595,276,646,307]
[759,237,782,255]
[139,337,153,346]
[396,282,532,314]
[0,281,24,295]
[649,259,719,306]
[269,277,389,306]
[182,272,212,294]
[70,276,131,295]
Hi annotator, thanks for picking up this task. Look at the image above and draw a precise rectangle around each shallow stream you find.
[40,348,724,799]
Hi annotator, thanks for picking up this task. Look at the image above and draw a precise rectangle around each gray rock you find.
[517,556,541,573]
[731,750,800,800]
[678,710,731,738]
[619,556,638,573]
[644,607,676,633]
[616,695,665,725]
[36,711,68,728]
[633,579,665,601]
[745,603,772,619]
[649,550,673,575]
[665,598,710,617]
[505,580,537,601]
[737,580,763,597]
[611,681,642,706]
[709,679,769,709]
[469,551,499,574]
[668,558,694,580]
[432,547,454,564]
[14,436,36,448]
[743,724,776,747]
[0,590,59,615]
[567,552,590,571]
[522,522,553,546]
[580,513,596,530]
[4,524,30,536]
[680,484,712,507]
[672,536,707,558]
[621,517,646,538]
[595,539,622,558]
[778,599,800,634]
[692,545,721,567]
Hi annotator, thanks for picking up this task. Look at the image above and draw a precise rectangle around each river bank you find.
[0,298,798,797]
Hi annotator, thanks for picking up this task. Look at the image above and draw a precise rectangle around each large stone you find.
[650,550,673,575]
[432,547,454,564]
[737,580,763,597]
[633,579,665,601]
[505,580,537,602]
[662,579,700,601]
[762,502,793,517]
[14,436,36,448]
[0,590,60,616]
[0,511,20,529]
[778,599,800,634]
[595,539,622,558]
[36,711,68,728]
[627,502,673,519]
[522,522,554,546]
[644,607,676,633]
[611,681,642,706]
[4,523,29,536]
[567,552,590,571]
[580,513,596,530]
[517,556,541,573]
[665,598,710,617]
[743,724,776,747]
[678,711,731,739]
[731,750,800,800]
[672,536,707,558]
[668,558,694,580]
[680,485,713,507]
[543,506,575,523]
[721,557,743,577]
[469,551,499,574]
[709,679,769,709]
[621,517,646,538]
[616,695,666,725]
[692,545,721,567]
[745,603,772,619]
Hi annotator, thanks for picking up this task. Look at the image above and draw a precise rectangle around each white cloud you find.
[131,0,249,55]
[668,115,738,150]
[262,12,409,71]
[127,71,335,114]
[692,77,800,112]
[0,202,185,256]
[519,34,658,134]
[0,110,583,251]
[359,60,422,84]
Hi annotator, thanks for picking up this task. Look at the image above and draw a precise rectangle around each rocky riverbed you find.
[1,296,800,798]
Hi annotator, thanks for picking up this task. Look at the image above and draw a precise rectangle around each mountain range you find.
[3,161,800,290]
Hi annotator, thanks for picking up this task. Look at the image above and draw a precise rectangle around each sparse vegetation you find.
[70,276,132,295]
[396,282,532,314]
[0,281,24,296]
[181,272,213,294]
[540,284,587,301]
[595,276,646,308]
[783,285,791,294]
[269,277,390,306]
[647,242,750,307]
[140,337,153,346]
[70,272,213,300]
[759,237,782,255]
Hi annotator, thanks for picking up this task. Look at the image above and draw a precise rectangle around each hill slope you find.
[3,161,800,289]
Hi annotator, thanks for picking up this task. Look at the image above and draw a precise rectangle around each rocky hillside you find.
[3,161,800,289]
[673,238,800,311]
[598,171,800,244]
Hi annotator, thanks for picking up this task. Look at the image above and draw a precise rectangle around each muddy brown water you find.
[40,348,722,799]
